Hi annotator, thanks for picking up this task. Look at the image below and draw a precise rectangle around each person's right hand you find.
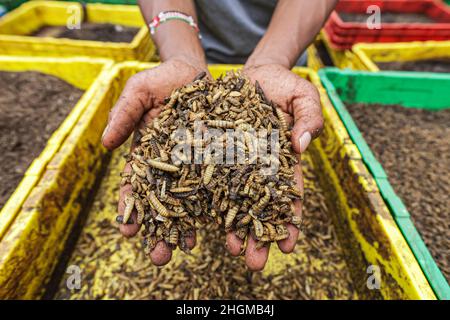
[102,58,209,266]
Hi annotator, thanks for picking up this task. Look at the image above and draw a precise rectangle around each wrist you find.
[245,54,291,70]
[166,53,208,72]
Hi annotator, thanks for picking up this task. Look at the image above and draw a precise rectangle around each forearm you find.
[247,0,338,69]
[138,0,206,69]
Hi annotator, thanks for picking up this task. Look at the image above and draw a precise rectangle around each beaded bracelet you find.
[149,11,201,39]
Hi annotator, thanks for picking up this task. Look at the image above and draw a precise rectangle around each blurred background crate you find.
[0,1,156,61]
[324,0,450,50]
[319,68,450,300]
[0,56,114,299]
[352,40,450,71]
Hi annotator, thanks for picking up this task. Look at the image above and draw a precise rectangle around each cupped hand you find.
[225,63,324,271]
[102,58,209,266]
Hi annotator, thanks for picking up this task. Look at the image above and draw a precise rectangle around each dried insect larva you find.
[288,187,304,200]
[170,186,195,194]
[255,240,270,250]
[153,118,161,132]
[179,236,191,254]
[202,164,215,186]
[253,117,261,129]
[237,123,252,131]
[149,138,161,157]
[131,163,146,178]
[276,224,288,235]
[166,92,179,109]
[134,196,145,225]
[160,179,167,200]
[181,178,201,187]
[290,216,302,227]
[253,219,264,239]
[219,197,229,212]
[167,210,188,218]
[274,232,289,241]
[149,191,169,217]
[115,215,134,225]
[172,189,198,199]
[183,85,198,94]
[225,205,239,230]
[155,214,168,222]
[279,166,295,175]
[227,97,240,106]
[212,91,222,103]
[251,186,271,214]
[169,227,179,246]
[236,214,252,227]
[255,80,268,103]
[143,235,157,254]
[140,133,154,143]
[274,107,288,132]
[123,194,135,224]
[265,222,277,240]
[235,227,248,240]
[206,120,235,129]
[193,71,207,81]
[146,159,179,172]
[162,195,181,206]
[228,91,242,97]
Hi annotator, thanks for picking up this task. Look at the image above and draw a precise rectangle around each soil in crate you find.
[339,12,437,23]
[376,59,450,73]
[32,23,139,43]
[0,71,84,209]
[52,146,357,300]
[346,103,450,281]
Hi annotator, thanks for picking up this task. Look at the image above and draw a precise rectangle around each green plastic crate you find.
[318,68,450,300]
[0,0,27,11]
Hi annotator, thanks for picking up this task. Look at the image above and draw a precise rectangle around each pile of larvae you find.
[119,71,303,255]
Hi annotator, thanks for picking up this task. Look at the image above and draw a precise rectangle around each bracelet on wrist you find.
[149,11,202,39]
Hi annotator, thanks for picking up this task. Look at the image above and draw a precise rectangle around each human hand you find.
[102,58,210,266]
[225,63,323,271]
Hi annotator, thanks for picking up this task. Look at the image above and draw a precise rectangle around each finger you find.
[226,232,243,256]
[118,163,141,238]
[102,73,153,150]
[245,236,269,271]
[290,80,323,154]
[149,241,173,266]
[277,162,303,253]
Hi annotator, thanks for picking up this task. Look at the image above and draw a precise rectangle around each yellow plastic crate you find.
[353,41,450,71]
[307,36,327,71]
[0,1,155,61]
[0,56,114,299]
[319,30,366,70]
[0,62,435,299]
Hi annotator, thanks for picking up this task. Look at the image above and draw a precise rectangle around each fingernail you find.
[299,132,311,153]
[102,124,109,141]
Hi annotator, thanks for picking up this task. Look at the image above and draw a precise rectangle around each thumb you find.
[290,83,323,154]
[102,73,154,150]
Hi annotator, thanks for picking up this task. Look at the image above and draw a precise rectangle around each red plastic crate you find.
[324,0,450,49]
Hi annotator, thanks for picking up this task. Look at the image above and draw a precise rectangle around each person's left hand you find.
[225,63,324,271]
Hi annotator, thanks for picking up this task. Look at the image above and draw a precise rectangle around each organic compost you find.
[376,58,450,73]
[347,103,450,281]
[0,71,83,209]
[33,23,139,43]
[339,12,436,23]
